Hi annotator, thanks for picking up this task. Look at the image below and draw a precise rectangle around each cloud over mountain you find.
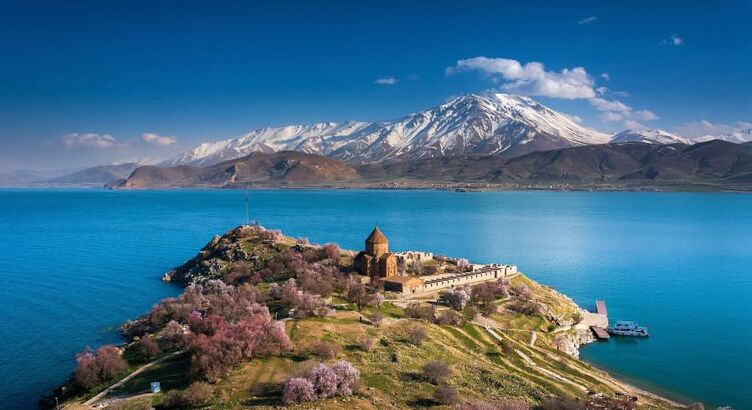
[142,132,177,146]
[60,133,117,149]
[447,57,596,99]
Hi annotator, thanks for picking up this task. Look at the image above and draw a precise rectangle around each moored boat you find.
[607,321,649,337]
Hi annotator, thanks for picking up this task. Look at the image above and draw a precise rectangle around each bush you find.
[282,377,316,404]
[310,341,341,360]
[161,382,213,408]
[422,360,452,384]
[514,284,533,300]
[433,384,460,405]
[283,360,360,403]
[358,336,377,352]
[139,335,160,360]
[182,382,214,406]
[405,302,421,318]
[507,300,541,316]
[440,287,471,311]
[321,243,341,261]
[74,345,128,389]
[407,324,428,345]
[537,397,584,410]
[369,312,384,327]
[435,310,466,327]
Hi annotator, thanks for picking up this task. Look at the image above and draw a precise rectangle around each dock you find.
[595,300,608,316]
[590,326,610,340]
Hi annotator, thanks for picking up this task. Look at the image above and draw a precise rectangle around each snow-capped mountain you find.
[693,127,752,144]
[163,93,610,166]
[610,129,689,145]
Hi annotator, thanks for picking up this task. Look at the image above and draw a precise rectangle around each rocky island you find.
[48,225,693,410]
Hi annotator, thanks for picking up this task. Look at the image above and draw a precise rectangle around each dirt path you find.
[81,350,184,407]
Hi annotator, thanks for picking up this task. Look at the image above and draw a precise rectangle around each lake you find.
[0,189,750,409]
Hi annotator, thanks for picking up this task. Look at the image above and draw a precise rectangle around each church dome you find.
[365,226,388,244]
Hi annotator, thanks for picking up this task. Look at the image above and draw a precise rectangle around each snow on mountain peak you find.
[163,92,611,167]
[610,129,689,145]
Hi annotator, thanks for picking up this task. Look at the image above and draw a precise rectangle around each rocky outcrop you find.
[162,227,268,284]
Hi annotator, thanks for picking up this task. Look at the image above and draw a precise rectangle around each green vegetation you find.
[53,226,682,410]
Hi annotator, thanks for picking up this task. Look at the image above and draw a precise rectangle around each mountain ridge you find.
[120,140,752,191]
[163,93,610,167]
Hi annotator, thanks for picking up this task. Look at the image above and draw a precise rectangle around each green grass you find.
[113,352,193,396]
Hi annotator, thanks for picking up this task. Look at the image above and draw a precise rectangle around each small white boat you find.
[607,321,649,337]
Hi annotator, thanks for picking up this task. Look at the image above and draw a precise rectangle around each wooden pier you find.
[590,326,610,340]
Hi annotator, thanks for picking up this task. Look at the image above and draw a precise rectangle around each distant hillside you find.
[162,93,609,166]
[121,151,357,188]
[118,141,752,191]
[48,163,140,185]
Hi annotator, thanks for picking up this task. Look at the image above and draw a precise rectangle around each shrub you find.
[74,345,128,389]
[321,243,341,261]
[407,324,428,345]
[330,360,360,395]
[182,382,214,407]
[358,336,377,352]
[283,361,360,403]
[507,300,541,316]
[369,312,384,327]
[405,302,421,318]
[571,312,583,325]
[282,377,316,404]
[440,287,471,311]
[310,341,341,360]
[435,310,466,327]
[161,320,184,348]
[422,360,452,384]
[514,284,533,300]
[294,293,328,318]
[160,390,185,409]
[346,280,372,311]
[308,363,339,398]
[433,384,460,404]
[537,397,584,410]
[161,383,213,408]
[139,335,160,360]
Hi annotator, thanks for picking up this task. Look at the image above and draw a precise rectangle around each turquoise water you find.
[0,189,750,409]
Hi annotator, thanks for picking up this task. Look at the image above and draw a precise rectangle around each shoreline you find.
[48,225,695,409]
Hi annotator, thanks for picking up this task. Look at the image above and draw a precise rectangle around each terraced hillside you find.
[54,226,686,410]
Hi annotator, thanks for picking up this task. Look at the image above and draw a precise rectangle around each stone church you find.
[354,226,397,278]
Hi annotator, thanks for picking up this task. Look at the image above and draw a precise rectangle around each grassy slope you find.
[82,230,683,410]
[112,300,680,409]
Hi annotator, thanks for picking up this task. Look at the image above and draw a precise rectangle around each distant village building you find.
[354,226,397,279]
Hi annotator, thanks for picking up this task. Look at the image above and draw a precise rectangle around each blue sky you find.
[1,0,750,171]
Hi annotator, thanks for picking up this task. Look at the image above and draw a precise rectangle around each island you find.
[46,225,696,410]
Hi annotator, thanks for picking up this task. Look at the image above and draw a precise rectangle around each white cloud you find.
[662,34,683,46]
[61,133,117,149]
[589,97,658,128]
[595,86,609,95]
[578,16,598,25]
[600,73,610,80]
[623,120,647,130]
[142,132,177,146]
[374,77,398,85]
[674,120,752,142]
[612,90,631,97]
[447,57,596,99]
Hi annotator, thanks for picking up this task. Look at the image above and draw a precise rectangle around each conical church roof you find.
[365,226,388,244]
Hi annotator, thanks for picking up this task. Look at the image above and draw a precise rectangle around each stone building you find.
[354,226,397,279]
